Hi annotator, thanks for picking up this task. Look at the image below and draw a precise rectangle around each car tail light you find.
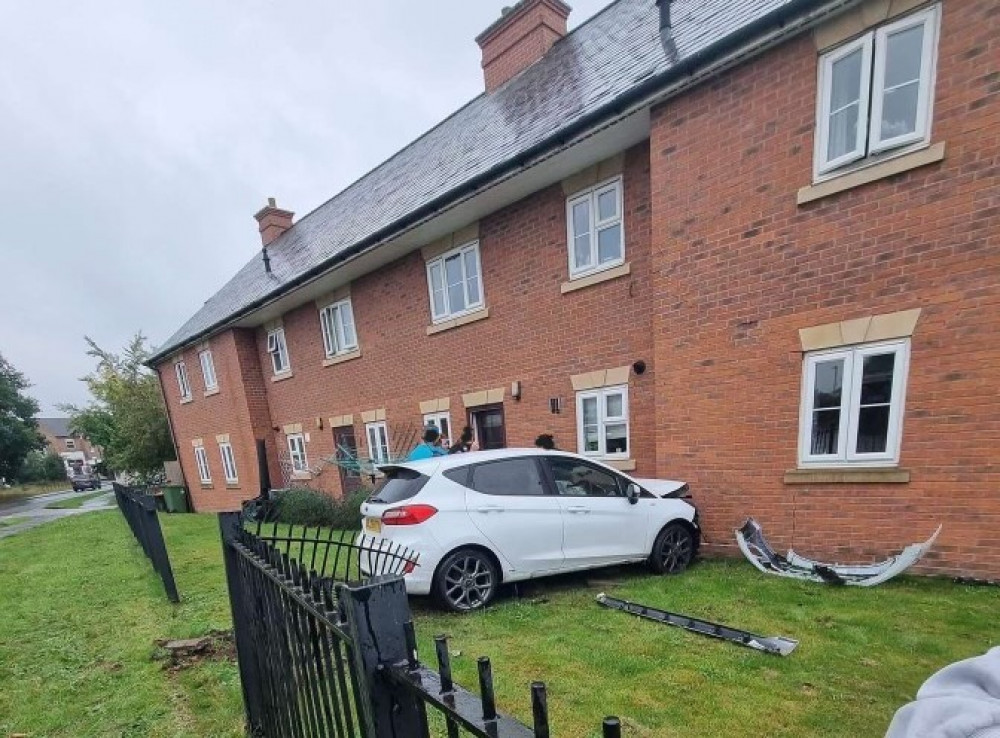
[403,561,417,575]
[382,504,438,526]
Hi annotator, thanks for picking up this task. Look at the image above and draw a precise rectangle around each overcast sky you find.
[0,0,609,415]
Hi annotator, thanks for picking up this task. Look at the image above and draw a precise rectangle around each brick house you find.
[151,0,999,577]
[36,417,102,474]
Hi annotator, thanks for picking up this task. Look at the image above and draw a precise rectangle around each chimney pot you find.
[254,197,294,247]
[476,0,571,93]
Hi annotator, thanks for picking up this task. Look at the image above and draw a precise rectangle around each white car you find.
[359,448,699,612]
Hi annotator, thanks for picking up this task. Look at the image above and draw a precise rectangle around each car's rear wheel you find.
[434,548,499,613]
[650,522,695,575]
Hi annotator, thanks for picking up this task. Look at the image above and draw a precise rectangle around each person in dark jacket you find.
[534,433,557,450]
[448,425,475,454]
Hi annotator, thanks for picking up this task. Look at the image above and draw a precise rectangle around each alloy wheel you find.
[442,554,495,611]
[657,526,693,573]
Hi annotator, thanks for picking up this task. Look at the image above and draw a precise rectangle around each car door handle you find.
[475,506,504,513]
[566,506,590,514]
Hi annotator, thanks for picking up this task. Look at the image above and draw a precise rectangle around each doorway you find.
[469,404,506,450]
[332,425,363,496]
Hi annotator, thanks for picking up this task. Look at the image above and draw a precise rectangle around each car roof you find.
[383,448,600,474]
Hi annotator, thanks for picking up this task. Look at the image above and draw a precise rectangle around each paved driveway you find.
[0,486,115,539]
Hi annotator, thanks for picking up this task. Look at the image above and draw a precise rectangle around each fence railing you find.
[113,483,179,603]
[220,513,621,737]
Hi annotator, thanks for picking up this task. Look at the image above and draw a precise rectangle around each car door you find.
[543,457,650,569]
[462,457,564,576]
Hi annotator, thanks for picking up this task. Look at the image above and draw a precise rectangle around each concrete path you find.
[0,486,116,540]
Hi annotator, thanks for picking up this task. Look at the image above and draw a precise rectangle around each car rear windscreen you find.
[368,468,429,504]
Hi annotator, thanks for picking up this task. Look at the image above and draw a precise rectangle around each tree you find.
[18,450,67,482]
[0,354,44,481]
[62,334,175,480]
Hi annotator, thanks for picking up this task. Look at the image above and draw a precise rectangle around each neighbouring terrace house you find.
[36,417,102,474]
[151,0,999,578]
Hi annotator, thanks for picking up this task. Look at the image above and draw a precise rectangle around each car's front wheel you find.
[650,522,695,575]
[434,548,499,613]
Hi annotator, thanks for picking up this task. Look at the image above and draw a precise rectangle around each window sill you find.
[225,482,240,489]
[179,397,193,405]
[427,307,489,336]
[797,143,945,205]
[323,348,362,367]
[200,483,214,490]
[561,262,630,294]
[603,458,636,472]
[784,468,910,485]
[291,471,313,481]
[271,371,294,383]
[203,387,220,397]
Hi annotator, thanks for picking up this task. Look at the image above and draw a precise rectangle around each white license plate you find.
[364,517,381,534]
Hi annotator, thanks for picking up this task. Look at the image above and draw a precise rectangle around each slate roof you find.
[37,417,72,438]
[153,0,816,362]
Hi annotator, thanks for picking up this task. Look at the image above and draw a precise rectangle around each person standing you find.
[407,424,448,461]
[534,433,557,450]
[448,425,476,454]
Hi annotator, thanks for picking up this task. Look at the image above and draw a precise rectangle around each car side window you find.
[546,458,623,497]
[470,458,546,496]
[443,466,470,488]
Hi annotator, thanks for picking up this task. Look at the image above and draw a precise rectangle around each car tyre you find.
[433,548,499,613]
[650,522,695,575]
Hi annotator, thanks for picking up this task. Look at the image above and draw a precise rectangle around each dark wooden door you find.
[333,426,363,496]
[470,405,506,450]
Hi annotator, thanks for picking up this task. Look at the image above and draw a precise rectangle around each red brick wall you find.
[257,142,654,498]
[648,0,1000,576]
[158,329,273,512]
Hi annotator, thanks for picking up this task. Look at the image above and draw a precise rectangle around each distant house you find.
[151,0,999,578]
[36,418,101,474]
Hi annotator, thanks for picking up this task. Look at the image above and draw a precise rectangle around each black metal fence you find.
[220,513,621,737]
[113,483,179,603]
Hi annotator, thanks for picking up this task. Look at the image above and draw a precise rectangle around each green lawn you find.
[0,515,29,527]
[44,489,111,509]
[0,512,996,737]
[0,479,70,501]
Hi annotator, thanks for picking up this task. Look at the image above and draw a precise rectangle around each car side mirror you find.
[626,483,640,505]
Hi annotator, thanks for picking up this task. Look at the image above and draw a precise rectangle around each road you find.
[0,486,116,540]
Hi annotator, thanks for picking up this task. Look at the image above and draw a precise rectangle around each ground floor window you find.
[194,446,211,483]
[576,385,629,459]
[366,422,390,465]
[422,412,451,445]
[219,442,238,483]
[286,433,308,473]
[799,339,909,466]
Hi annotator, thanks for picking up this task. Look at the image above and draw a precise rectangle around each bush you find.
[273,488,368,530]
[17,451,67,483]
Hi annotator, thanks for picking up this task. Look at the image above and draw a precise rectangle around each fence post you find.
[339,575,427,738]
[138,494,180,603]
[219,512,266,736]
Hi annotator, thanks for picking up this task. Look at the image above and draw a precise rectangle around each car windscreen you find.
[368,467,429,504]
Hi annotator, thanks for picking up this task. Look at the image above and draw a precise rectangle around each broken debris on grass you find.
[153,629,235,671]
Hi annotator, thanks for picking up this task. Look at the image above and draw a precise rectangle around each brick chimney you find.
[254,197,294,246]
[476,0,571,93]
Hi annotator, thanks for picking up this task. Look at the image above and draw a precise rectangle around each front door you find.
[332,426,362,496]
[542,457,649,569]
[469,405,506,450]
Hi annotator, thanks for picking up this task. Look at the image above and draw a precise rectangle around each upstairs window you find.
[267,328,290,375]
[175,361,192,400]
[199,349,218,391]
[567,176,624,278]
[576,385,629,459]
[366,421,390,465]
[65,439,76,450]
[219,442,238,483]
[815,6,939,176]
[799,340,910,466]
[319,298,358,357]
[426,241,483,323]
[286,433,308,473]
[194,446,211,484]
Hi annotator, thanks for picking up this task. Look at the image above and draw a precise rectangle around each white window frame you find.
[199,349,218,391]
[365,421,390,465]
[814,5,939,178]
[267,327,291,375]
[566,176,625,279]
[798,339,910,468]
[286,433,308,473]
[175,361,192,400]
[425,241,485,323]
[65,439,76,449]
[194,446,212,484]
[422,412,452,443]
[218,442,238,483]
[575,384,630,460]
[319,298,359,358]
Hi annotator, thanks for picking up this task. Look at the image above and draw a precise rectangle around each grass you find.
[0,513,997,737]
[45,489,111,509]
[0,480,69,501]
[0,515,29,528]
